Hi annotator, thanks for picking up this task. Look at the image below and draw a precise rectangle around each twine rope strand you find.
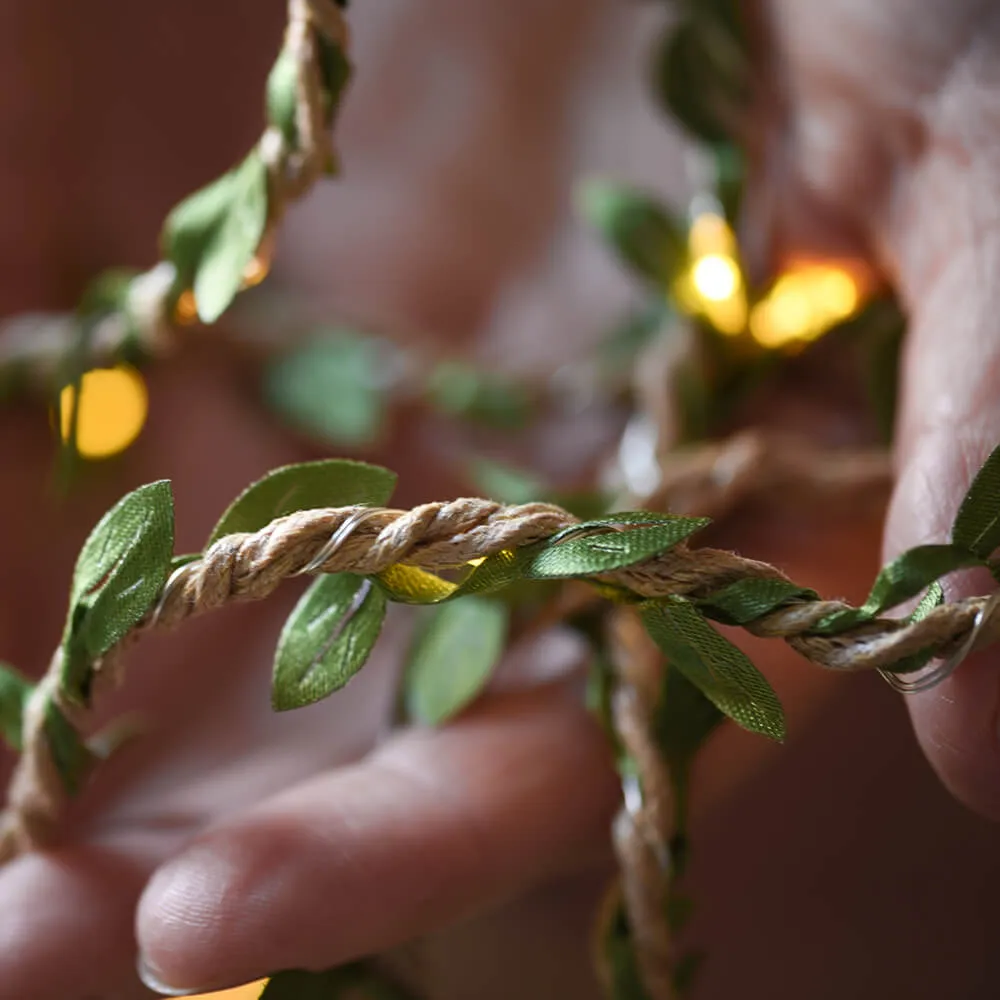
[2,494,996,864]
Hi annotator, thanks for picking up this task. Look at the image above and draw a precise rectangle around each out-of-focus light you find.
[59,364,148,459]
[241,253,270,290]
[188,980,268,1000]
[692,253,740,302]
[174,289,199,325]
[689,212,737,257]
[749,263,861,349]
[677,213,748,335]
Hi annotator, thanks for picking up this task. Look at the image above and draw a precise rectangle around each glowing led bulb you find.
[59,364,148,459]
[689,212,737,257]
[173,289,199,325]
[241,253,270,289]
[748,264,862,349]
[692,253,741,302]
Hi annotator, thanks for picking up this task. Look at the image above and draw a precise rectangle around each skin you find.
[1,0,1000,997]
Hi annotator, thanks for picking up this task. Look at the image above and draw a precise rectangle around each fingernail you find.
[137,953,208,997]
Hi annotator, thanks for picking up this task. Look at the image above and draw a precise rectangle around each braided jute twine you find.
[3,483,999,822]
[0,0,347,387]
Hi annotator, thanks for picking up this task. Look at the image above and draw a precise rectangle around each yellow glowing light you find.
[689,212,737,257]
[241,253,270,289]
[692,253,741,302]
[59,364,148,459]
[748,263,861,349]
[703,292,749,335]
[174,289,199,325]
[677,214,749,335]
[189,980,268,1000]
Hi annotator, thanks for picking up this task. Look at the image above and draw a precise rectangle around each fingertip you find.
[906,647,1000,821]
[886,404,1000,822]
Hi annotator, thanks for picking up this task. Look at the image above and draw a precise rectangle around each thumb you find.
[884,71,1000,818]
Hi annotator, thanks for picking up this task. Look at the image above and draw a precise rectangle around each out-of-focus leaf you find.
[265,330,385,447]
[577,181,687,288]
[404,598,508,725]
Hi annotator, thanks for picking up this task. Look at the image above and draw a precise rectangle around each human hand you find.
[750,0,1000,818]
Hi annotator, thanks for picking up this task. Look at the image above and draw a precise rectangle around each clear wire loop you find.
[880,590,1000,694]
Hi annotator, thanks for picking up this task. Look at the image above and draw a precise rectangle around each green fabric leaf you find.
[640,598,785,740]
[952,442,1000,558]
[44,701,96,795]
[0,662,32,751]
[264,331,385,448]
[910,580,945,621]
[452,545,539,597]
[860,544,984,615]
[208,459,396,545]
[577,181,687,288]
[272,574,386,711]
[266,48,299,145]
[467,457,545,506]
[697,578,817,626]
[61,481,175,703]
[404,598,508,725]
[809,606,870,636]
[162,151,269,323]
[880,581,947,676]
[525,518,709,580]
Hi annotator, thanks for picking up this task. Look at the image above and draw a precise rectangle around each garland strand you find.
[3,495,996,864]
[0,0,348,395]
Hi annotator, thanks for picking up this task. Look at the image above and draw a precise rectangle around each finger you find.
[0,843,155,1000]
[135,684,619,996]
[883,52,1000,817]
